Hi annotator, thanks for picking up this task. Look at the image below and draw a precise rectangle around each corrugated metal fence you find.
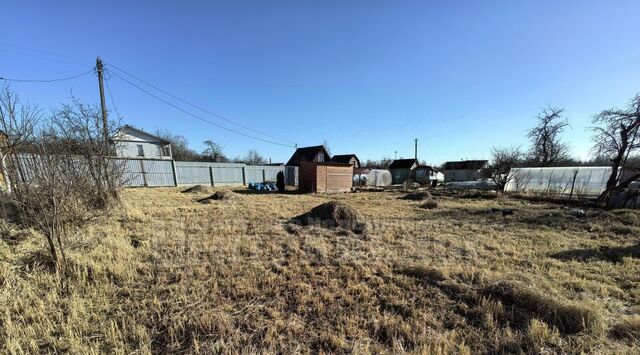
[12,155,287,188]
[121,159,286,187]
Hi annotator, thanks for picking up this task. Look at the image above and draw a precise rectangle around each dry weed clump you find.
[401,191,432,201]
[181,185,213,194]
[420,199,439,209]
[198,190,240,203]
[397,265,448,282]
[482,280,603,334]
[611,316,640,341]
[291,201,367,234]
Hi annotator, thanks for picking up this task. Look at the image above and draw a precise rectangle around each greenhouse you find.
[504,166,613,197]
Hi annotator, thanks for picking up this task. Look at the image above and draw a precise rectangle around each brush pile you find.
[292,201,366,234]
[198,190,240,203]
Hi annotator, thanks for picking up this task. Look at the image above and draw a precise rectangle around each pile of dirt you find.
[401,191,432,201]
[182,185,213,194]
[197,191,240,203]
[419,200,439,209]
[291,201,367,234]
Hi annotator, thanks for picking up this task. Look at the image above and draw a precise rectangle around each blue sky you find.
[2,1,639,164]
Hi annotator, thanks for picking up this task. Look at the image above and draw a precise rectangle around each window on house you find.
[317,153,324,162]
[162,146,171,156]
[137,144,144,156]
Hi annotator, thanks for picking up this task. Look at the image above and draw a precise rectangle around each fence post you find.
[568,170,578,200]
[209,166,214,187]
[139,159,148,187]
[170,159,178,186]
[262,169,266,183]
[242,166,246,186]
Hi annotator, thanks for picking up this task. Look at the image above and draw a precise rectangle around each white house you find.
[112,125,172,159]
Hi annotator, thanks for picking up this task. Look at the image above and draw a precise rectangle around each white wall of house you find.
[112,126,172,159]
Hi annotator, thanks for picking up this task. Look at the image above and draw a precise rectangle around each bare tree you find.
[591,94,640,202]
[202,140,227,162]
[527,107,571,166]
[490,145,523,191]
[244,149,267,165]
[364,157,393,169]
[156,128,200,161]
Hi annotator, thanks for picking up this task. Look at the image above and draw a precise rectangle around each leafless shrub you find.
[490,146,523,191]
[1,88,123,267]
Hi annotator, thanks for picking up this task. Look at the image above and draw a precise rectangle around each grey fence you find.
[10,155,286,188]
[121,159,285,187]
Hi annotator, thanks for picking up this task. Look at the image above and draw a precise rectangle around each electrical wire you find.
[103,60,296,145]
[104,72,122,118]
[0,68,94,83]
[108,70,295,148]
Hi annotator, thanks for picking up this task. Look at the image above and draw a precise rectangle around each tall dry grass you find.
[1,187,639,353]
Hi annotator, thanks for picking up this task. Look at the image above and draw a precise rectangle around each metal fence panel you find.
[174,162,212,185]
[263,167,283,182]
[142,160,175,187]
[120,159,145,187]
[211,166,244,185]
[244,167,264,184]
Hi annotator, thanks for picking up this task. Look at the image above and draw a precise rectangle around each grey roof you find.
[331,154,360,166]
[286,145,331,166]
[114,125,171,144]
[443,160,488,170]
[389,159,417,169]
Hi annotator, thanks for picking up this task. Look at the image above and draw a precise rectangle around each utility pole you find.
[414,138,418,160]
[96,57,109,145]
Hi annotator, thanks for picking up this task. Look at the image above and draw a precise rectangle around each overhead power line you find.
[0,68,94,83]
[108,70,295,148]
[103,60,296,145]
[104,76,122,118]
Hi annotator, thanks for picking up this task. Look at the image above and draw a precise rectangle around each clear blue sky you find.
[2,1,639,164]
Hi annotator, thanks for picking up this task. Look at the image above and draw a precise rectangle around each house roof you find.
[443,160,488,170]
[286,145,331,166]
[389,158,418,169]
[331,154,360,166]
[113,125,171,144]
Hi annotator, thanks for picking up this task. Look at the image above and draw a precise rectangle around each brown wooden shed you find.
[299,161,354,193]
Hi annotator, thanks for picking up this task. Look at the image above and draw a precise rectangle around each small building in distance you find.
[285,145,332,186]
[388,158,418,185]
[330,154,361,168]
[415,165,444,187]
[443,160,489,182]
[112,125,172,159]
[286,145,331,166]
[298,161,354,193]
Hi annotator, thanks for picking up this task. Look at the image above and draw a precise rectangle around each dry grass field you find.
[1,187,640,354]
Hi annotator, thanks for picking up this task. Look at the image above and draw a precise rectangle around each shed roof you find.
[388,159,418,169]
[331,154,360,166]
[443,160,488,170]
[286,145,331,166]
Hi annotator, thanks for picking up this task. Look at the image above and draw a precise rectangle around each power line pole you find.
[414,138,418,160]
[96,57,109,145]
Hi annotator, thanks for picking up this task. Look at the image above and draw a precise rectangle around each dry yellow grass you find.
[1,187,639,353]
